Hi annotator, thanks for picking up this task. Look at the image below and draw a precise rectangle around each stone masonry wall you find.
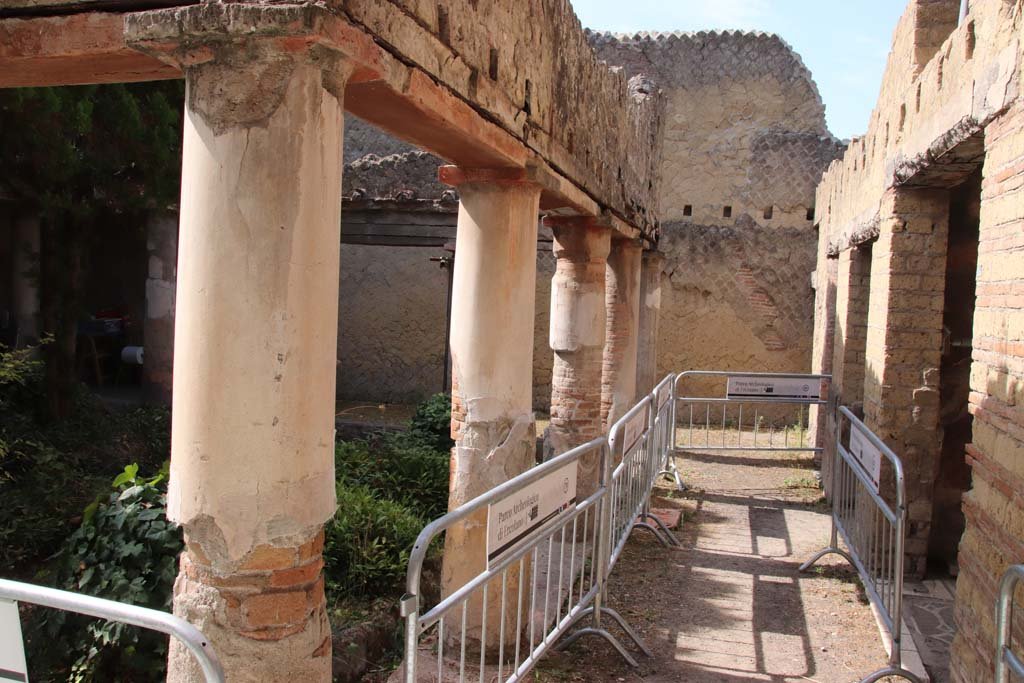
[592,32,844,377]
[809,1,1024,679]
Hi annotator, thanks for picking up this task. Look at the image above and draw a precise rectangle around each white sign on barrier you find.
[0,599,28,683]
[486,461,578,569]
[726,375,821,400]
[622,408,648,452]
[657,381,672,408]
[850,428,882,493]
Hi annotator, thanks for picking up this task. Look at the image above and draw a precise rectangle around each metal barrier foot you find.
[632,521,671,548]
[556,626,640,668]
[644,512,682,547]
[600,607,654,658]
[859,666,924,683]
[798,545,855,572]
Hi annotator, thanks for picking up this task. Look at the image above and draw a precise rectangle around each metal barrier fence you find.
[0,578,224,683]
[996,564,1024,682]
[400,437,639,682]
[606,391,680,572]
[399,374,680,682]
[799,406,921,683]
[672,370,829,454]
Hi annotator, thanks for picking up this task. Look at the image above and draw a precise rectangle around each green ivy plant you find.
[29,463,182,682]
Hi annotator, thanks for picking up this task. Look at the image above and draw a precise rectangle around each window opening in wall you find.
[722,205,732,218]
[488,48,499,81]
[806,207,815,221]
[763,206,773,220]
[683,204,692,217]
[930,166,982,575]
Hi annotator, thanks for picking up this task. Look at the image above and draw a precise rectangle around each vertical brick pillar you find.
[863,187,949,577]
[823,245,871,494]
[142,210,177,405]
[832,244,872,412]
[636,250,666,397]
[439,166,541,655]
[544,217,610,495]
[126,9,354,681]
[809,250,838,467]
[602,238,643,429]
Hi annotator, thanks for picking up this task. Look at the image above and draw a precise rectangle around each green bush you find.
[0,343,171,574]
[335,431,449,519]
[28,463,182,682]
[324,483,426,600]
[408,392,453,453]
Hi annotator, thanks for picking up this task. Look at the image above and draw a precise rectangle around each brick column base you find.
[168,533,331,682]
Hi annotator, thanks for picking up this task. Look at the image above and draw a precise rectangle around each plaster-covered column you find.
[142,210,177,405]
[863,187,949,578]
[439,166,541,653]
[11,211,40,347]
[130,20,353,680]
[602,237,643,429]
[635,250,665,397]
[545,217,610,495]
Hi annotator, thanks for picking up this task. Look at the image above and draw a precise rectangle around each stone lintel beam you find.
[0,12,178,87]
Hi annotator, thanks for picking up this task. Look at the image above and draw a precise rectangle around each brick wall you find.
[950,102,1024,682]
[809,1,1024,677]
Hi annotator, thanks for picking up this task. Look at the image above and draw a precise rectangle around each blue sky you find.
[570,0,906,140]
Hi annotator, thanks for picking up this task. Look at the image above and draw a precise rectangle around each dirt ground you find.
[532,443,906,683]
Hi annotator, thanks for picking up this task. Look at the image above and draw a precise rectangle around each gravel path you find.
[535,444,906,683]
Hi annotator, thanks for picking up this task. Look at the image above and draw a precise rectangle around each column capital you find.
[125,4,357,104]
[543,214,609,230]
[642,249,667,268]
[610,235,644,252]
[549,220,611,262]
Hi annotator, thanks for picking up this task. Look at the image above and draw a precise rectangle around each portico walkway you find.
[538,446,925,682]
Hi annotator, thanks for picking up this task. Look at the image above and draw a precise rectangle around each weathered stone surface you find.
[592,31,844,378]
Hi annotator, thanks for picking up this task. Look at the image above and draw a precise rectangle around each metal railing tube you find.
[0,578,224,683]
[799,406,920,683]
[996,564,1024,682]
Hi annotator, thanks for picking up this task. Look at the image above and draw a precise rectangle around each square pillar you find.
[832,244,872,413]
[544,216,610,495]
[602,237,643,429]
[809,252,837,458]
[863,187,949,577]
[126,7,354,681]
[438,165,542,655]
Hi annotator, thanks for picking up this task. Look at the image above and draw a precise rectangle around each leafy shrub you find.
[324,483,426,600]
[0,342,171,574]
[408,393,454,453]
[28,463,182,682]
[335,431,449,519]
